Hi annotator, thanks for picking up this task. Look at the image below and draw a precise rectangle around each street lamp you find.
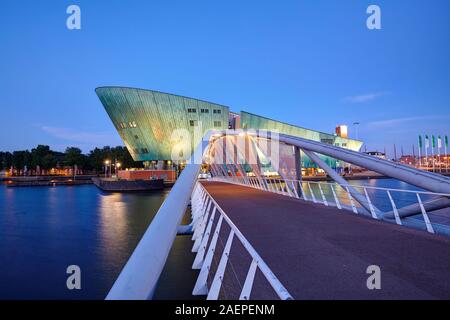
[104,160,110,177]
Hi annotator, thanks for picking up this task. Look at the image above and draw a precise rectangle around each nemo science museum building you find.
[95,87,362,177]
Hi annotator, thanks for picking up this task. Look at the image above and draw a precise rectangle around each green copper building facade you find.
[96,87,229,161]
[240,112,363,169]
[96,87,363,169]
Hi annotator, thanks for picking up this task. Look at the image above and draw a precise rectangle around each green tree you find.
[88,147,110,172]
[87,145,142,173]
[12,150,32,174]
[41,153,58,170]
[111,146,139,169]
[31,145,51,168]
[0,152,5,171]
[1,152,13,171]
[64,147,86,171]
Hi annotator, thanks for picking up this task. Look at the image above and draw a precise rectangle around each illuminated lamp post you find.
[116,162,121,177]
[104,160,110,177]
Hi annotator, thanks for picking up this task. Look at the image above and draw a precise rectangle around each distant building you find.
[399,155,416,166]
[365,151,386,160]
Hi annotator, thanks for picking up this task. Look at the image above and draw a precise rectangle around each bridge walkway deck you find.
[201,181,450,299]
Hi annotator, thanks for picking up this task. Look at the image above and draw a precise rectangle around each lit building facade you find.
[96,87,363,172]
[95,87,229,162]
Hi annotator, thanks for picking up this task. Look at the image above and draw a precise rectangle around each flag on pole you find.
[437,136,442,172]
[418,135,422,167]
[431,135,436,172]
[446,135,449,173]
[425,135,429,148]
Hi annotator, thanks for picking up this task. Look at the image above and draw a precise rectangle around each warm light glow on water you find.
[0,184,170,299]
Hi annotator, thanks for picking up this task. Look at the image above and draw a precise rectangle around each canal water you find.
[0,184,198,299]
[0,178,438,299]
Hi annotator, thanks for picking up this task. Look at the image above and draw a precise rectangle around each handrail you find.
[209,130,450,193]
[192,182,293,300]
[212,176,450,237]
[218,176,450,198]
[271,133,450,182]
[282,178,450,198]
[273,132,450,193]
[105,131,215,300]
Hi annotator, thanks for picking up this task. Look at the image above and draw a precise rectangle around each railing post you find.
[282,180,291,197]
[256,177,263,190]
[192,190,207,219]
[250,177,256,188]
[330,184,341,209]
[193,215,224,295]
[277,179,284,194]
[299,183,307,201]
[363,187,378,219]
[268,179,275,193]
[192,207,217,268]
[239,259,258,300]
[318,183,328,206]
[192,199,212,246]
[207,230,235,300]
[290,180,300,198]
[263,178,269,191]
[273,179,279,193]
[345,186,358,214]
[192,192,207,222]
[386,190,402,225]
[308,182,317,203]
[416,193,435,234]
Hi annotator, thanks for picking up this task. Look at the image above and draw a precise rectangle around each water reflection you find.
[0,185,168,299]
[99,193,129,271]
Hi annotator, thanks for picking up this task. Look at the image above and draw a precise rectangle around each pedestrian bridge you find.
[105,129,450,300]
[191,180,450,299]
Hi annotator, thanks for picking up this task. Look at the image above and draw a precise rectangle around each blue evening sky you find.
[0,0,449,156]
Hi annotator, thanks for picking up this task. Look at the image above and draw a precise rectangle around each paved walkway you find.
[201,181,450,300]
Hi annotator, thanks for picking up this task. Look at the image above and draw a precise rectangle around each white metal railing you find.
[190,182,293,300]
[212,176,450,236]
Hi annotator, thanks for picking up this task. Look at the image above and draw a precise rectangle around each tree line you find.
[0,145,143,174]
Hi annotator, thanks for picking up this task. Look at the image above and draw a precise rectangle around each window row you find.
[188,120,222,127]
[335,142,348,147]
[133,147,149,154]
[119,121,138,129]
[187,108,222,114]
